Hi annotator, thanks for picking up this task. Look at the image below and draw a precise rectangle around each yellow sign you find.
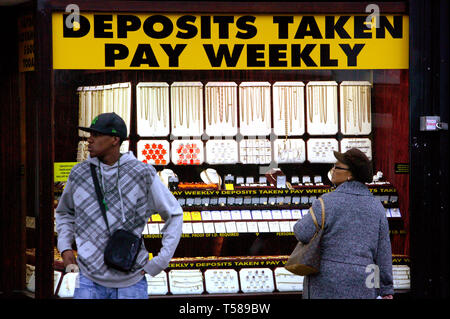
[54,162,78,182]
[18,13,35,72]
[52,13,409,70]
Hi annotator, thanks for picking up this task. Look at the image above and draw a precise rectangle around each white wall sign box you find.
[307,138,339,163]
[339,81,372,135]
[239,82,271,136]
[171,140,204,165]
[145,272,169,295]
[239,138,271,164]
[171,82,204,137]
[77,82,132,138]
[306,81,338,135]
[137,140,170,165]
[57,272,79,298]
[274,139,306,163]
[168,269,204,294]
[205,139,238,164]
[239,268,275,293]
[136,82,170,137]
[204,269,240,294]
[340,138,372,160]
[273,82,305,136]
[205,82,238,136]
[274,267,303,292]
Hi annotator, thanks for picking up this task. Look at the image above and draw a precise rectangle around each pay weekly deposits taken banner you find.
[52,13,409,70]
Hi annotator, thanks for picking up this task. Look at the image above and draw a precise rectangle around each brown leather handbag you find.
[285,197,325,276]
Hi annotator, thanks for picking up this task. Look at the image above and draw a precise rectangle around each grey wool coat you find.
[293,181,394,299]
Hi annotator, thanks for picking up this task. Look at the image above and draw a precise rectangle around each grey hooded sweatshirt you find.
[55,151,183,288]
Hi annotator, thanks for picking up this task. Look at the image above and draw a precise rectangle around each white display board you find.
[171,82,204,137]
[273,82,305,136]
[239,82,271,136]
[306,81,338,135]
[205,82,238,136]
[136,82,170,137]
[339,81,372,135]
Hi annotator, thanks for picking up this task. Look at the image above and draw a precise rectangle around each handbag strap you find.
[90,163,111,234]
[318,197,325,229]
[309,197,326,231]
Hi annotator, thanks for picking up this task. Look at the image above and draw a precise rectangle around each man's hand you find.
[62,250,77,268]
[382,294,393,299]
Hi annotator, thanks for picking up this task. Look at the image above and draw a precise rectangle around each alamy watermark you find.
[365,264,380,289]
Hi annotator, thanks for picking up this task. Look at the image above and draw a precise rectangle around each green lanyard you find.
[97,157,120,211]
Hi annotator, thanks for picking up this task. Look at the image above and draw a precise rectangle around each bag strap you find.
[309,197,326,232]
[309,207,320,231]
[90,163,111,234]
[318,197,325,229]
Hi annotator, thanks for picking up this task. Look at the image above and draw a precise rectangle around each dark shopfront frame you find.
[0,0,447,299]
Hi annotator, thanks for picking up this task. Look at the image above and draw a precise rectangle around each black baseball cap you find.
[333,148,373,183]
[78,112,127,139]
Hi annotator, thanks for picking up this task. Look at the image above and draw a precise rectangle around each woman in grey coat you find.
[293,148,394,299]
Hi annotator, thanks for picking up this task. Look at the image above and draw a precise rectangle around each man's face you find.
[87,131,118,159]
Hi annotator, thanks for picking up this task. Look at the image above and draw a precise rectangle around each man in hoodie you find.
[55,112,183,299]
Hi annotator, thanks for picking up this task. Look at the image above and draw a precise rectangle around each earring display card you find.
[239,139,271,164]
[339,81,372,135]
[274,139,306,163]
[204,269,240,294]
[171,82,204,137]
[306,81,338,135]
[136,82,170,137]
[137,140,170,165]
[205,82,238,136]
[205,139,238,164]
[340,138,372,160]
[273,82,305,136]
[274,267,303,292]
[168,269,204,294]
[239,82,271,136]
[239,268,275,293]
[145,272,169,295]
[307,138,339,163]
[172,140,204,165]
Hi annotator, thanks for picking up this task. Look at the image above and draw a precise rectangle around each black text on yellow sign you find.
[52,13,409,70]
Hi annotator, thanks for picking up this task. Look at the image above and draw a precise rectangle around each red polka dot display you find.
[137,140,170,165]
[171,140,204,165]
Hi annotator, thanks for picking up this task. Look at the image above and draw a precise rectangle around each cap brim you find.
[333,151,347,164]
[78,126,120,137]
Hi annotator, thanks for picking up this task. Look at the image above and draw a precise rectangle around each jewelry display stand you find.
[77,82,131,138]
[306,81,338,135]
[306,138,339,163]
[137,140,170,165]
[239,82,271,136]
[171,139,204,165]
[136,82,170,137]
[171,82,204,137]
[205,139,238,164]
[205,82,238,136]
[273,139,306,163]
[340,138,372,160]
[273,82,305,136]
[339,81,372,135]
[239,138,271,164]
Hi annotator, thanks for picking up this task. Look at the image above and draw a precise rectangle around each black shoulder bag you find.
[90,164,141,272]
